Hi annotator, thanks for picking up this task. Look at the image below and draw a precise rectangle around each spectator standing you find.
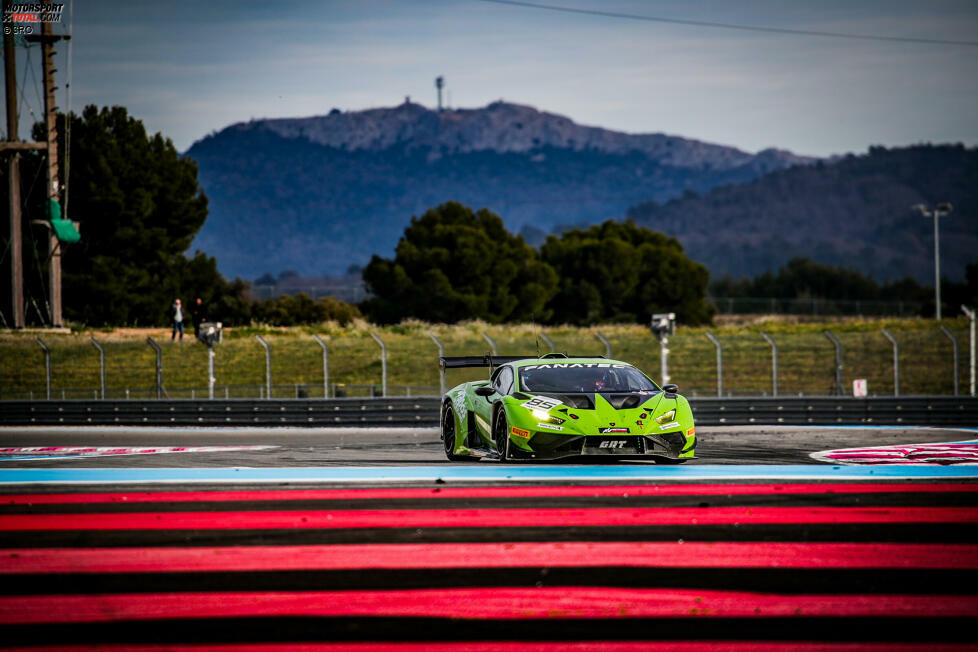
[191,297,205,340]
[172,299,184,341]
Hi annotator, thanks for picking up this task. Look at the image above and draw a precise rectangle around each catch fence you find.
[0,323,973,401]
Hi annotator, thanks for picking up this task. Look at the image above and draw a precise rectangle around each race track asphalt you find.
[1,423,975,467]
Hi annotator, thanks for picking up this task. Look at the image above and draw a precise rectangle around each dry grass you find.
[0,316,969,399]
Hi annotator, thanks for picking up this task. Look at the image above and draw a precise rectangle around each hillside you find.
[184,101,810,279]
[627,145,978,283]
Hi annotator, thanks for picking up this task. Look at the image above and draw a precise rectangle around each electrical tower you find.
[2,4,73,328]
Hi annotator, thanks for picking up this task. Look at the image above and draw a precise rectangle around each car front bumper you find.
[509,431,695,461]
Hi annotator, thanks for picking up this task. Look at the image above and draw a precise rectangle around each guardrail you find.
[0,398,442,427]
[1,396,976,428]
[689,396,978,427]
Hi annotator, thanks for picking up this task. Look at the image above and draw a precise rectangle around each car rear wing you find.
[439,353,605,370]
[439,355,529,370]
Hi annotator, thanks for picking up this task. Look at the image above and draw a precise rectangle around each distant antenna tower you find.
[435,76,444,111]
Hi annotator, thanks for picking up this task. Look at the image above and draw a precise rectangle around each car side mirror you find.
[474,386,496,397]
[662,384,679,394]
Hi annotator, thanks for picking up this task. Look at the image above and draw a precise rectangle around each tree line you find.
[1,106,362,328]
[711,257,978,316]
[7,105,971,330]
[361,201,714,325]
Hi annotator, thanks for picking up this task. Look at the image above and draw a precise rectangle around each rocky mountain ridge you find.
[235,100,812,171]
[186,101,815,279]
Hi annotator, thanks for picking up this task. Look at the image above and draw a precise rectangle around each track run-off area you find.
[1,424,977,649]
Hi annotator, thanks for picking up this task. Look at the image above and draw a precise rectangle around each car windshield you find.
[518,363,659,393]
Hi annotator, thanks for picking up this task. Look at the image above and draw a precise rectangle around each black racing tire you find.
[442,404,467,462]
[492,406,511,462]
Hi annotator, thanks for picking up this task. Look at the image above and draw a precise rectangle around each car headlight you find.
[527,407,564,424]
[654,409,676,425]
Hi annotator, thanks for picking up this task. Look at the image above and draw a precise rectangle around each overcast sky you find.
[5,0,978,157]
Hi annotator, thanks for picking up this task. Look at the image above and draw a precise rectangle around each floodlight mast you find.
[913,202,953,320]
[650,313,676,386]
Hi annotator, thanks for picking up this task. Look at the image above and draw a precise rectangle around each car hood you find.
[515,390,673,437]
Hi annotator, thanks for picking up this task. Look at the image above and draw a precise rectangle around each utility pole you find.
[3,18,25,328]
[3,6,67,328]
[2,2,46,327]
[435,76,444,111]
[41,20,63,326]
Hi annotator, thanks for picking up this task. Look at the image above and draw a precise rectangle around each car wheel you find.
[442,404,467,462]
[493,407,510,462]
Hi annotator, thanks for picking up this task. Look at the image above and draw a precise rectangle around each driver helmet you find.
[593,372,610,391]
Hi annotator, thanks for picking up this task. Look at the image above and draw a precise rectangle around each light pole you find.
[913,202,953,320]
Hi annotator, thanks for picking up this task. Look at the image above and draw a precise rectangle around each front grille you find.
[552,437,585,455]
[660,431,686,450]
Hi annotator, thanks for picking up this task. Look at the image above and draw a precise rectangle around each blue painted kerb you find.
[1,464,977,484]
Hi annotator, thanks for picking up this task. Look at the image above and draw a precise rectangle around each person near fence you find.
[191,297,206,340]
[171,299,184,341]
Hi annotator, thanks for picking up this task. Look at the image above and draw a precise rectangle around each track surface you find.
[1,424,976,466]
[1,424,976,648]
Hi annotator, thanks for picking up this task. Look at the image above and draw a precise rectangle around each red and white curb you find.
[811,441,978,465]
[0,446,278,461]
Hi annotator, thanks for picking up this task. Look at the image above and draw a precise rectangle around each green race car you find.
[439,353,695,462]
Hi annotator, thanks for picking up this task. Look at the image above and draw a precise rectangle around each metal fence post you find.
[823,330,843,396]
[481,332,498,356]
[704,331,723,397]
[539,332,555,353]
[881,328,900,396]
[940,325,959,396]
[146,337,163,399]
[595,331,612,358]
[35,337,51,400]
[90,336,106,399]
[370,333,387,397]
[760,331,778,397]
[658,334,671,386]
[255,335,271,399]
[312,334,329,398]
[207,346,216,400]
[429,333,445,395]
[963,305,976,396]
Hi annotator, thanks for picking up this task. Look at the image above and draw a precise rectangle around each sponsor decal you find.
[810,441,978,466]
[452,388,467,420]
[598,440,628,449]
[639,413,647,419]
[521,363,628,371]
[510,426,531,439]
[635,420,644,427]
[536,422,563,431]
[0,445,277,461]
[658,421,680,430]
[569,413,579,420]
[523,396,563,411]
[599,427,630,434]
